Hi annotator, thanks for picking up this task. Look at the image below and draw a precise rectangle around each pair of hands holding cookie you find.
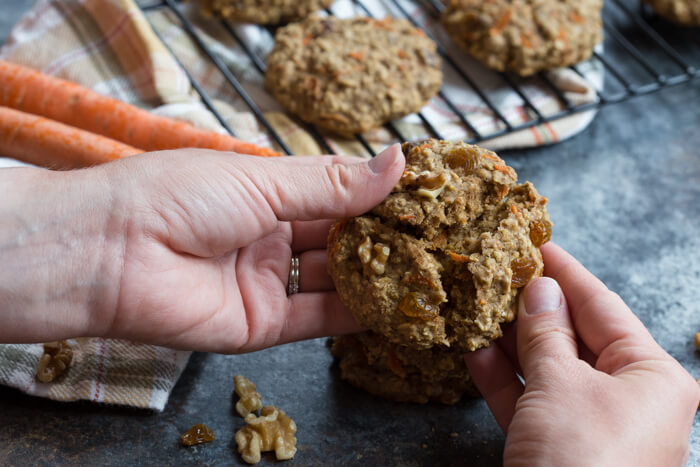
[1,145,698,466]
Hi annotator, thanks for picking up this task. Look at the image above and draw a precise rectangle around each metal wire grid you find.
[139,0,699,156]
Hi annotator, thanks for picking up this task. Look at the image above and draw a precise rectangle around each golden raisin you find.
[181,423,215,446]
[398,292,440,320]
[529,220,552,247]
[511,257,537,288]
[445,148,480,173]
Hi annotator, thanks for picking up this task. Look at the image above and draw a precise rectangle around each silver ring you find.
[287,255,300,296]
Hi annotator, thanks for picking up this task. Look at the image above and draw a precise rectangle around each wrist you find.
[0,166,125,342]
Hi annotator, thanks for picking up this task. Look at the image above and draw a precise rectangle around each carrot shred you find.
[0,60,280,157]
[0,105,142,170]
[489,9,512,36]
[494,164,516,179]
[447,251,472,263]
[510,205,523,219]
[482,153,501,162]
[568,11,584,24]
[348,51,365,61]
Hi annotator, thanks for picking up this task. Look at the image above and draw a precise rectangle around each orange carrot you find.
[0,60,280,157]
[0,106,142,170]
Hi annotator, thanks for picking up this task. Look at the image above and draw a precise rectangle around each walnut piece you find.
[234,374,262,417]
[235,406,297,464]
[36,340,73,383]
[357,236,390,274]
[357,236,373,265]
[695,332,700,349]
[416,172,449,200]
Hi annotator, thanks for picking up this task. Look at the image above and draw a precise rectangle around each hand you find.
[464,242,700,466]
[0,145,404,352]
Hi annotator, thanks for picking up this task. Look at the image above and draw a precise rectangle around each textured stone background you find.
[0,1,698,465]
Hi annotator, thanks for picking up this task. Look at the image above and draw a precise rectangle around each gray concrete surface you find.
[0,0,698,465]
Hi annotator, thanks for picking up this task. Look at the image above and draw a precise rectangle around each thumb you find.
[257,143,405,222]
[517,277,578,379]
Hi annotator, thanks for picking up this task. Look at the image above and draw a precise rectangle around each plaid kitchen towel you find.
[0,0,603,409]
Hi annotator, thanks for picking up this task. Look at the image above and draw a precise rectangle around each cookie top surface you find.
[264,16,442,136]
[643,0,700,25]
[331,331,478,404]
[327,139,552,351]
[200,0,334,24]
[441,0,603,75]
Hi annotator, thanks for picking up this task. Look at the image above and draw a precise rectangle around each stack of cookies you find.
[327,139,552,404]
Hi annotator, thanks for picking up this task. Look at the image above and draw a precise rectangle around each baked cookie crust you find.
[643,0,700,25]
[441,0,603,76]
[327,140,552,351]
[330,332,479,404]
[265,16,442,136]
[199,0,334,24]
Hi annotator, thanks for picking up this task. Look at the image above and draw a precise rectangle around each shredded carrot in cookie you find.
[348,51,365,61]
[568,11,584,24]
[489,9,512,36]
[494,164,516,179]
[510,205,523,219]
[447,251,472,263]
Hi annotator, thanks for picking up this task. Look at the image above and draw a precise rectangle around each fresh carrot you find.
[0,106,143,170]
[0,60,280,157]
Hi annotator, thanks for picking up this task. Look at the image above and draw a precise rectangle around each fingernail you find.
[520,277,563,316]
[368,143,400,174]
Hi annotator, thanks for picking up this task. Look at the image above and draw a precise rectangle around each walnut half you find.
[234,374,262,417]
[36,340,73,383]
[357,236,390,275]
[235,406,297,464]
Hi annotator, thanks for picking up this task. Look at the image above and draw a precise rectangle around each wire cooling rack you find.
[138,0,699,156]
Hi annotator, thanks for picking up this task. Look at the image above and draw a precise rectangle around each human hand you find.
[0,146,404,353]
[464,242,700,466]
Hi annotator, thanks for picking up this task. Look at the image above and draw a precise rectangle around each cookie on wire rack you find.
[441,0,603,76]
[199,0,335,24]
[642,0,700,25]
[265,16,442,136]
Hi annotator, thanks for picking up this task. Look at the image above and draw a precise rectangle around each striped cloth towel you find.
[0,0,603,410]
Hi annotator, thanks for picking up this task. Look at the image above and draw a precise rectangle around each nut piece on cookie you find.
[198,0,334,24]
[441,0,603,76]
[642,0,700,25]
[330,331,480,404]
[265,16,442,136]
[327,139,552,351]
[235,406,297,464]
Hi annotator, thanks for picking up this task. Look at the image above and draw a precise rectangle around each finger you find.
[251,143,404,222]
[541,243,662,372]
[275,292,364,346]
[298,250,334,292]
[517,277,579,379]
[464,344,523,433]
[283,154,366,165]
[291,219,334,252]
[496,322,521,375]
